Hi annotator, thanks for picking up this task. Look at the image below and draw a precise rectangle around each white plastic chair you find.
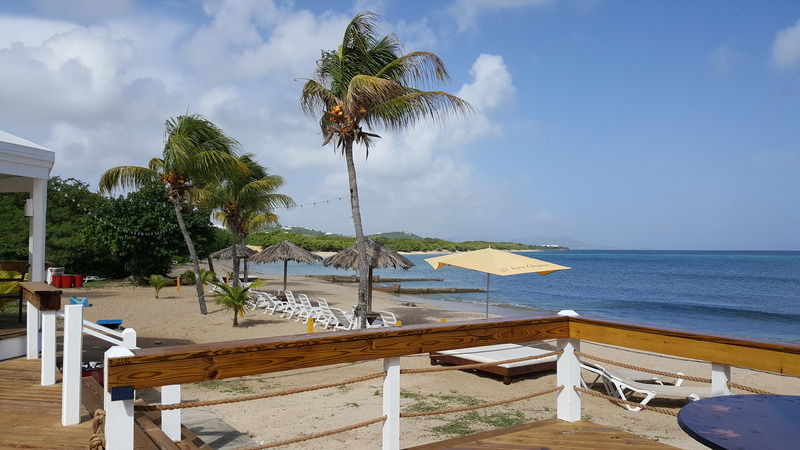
[329,308,355,331]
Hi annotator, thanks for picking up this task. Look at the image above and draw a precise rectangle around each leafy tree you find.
[99,115,245,314]
[149,275,166,298]
[300,12,471,325]
[212,281,258,327]
[0,192,27,260]
[199,154,293,286]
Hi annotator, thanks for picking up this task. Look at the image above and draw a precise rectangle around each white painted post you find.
[121,328,137,349]
[26,302,40,359]
[40,310,56,385]
[161,385,181,441]
[382,357,401,450]
[557,309,581,422]
[711,363,731,396]
[104,346,135,450]
[29,177,47,283]
[62,305,84,425]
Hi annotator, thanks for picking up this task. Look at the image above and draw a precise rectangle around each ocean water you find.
[251,250,800,344]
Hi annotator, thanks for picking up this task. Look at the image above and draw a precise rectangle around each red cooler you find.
[51,275,63,288]
[63,275,75,288]
[73,275,83,288]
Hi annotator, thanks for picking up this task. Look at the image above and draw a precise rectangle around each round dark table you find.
[677,394,800,450]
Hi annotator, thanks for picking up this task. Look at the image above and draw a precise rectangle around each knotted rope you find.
[239,416,387,449]
[575,351,711,383]
[135,372,386,411]
[402,350,562,374]
[88,409,106,450]
[401,386,563,418]
[574,386,678,416]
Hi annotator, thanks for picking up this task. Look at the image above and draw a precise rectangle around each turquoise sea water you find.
[251,250,800,344]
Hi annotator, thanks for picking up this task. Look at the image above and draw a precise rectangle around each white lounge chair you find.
[366,311,398,328]
[313,298,335,328]
[429,343,558,384]
[329,308,356,331]
[296,294,325,323]
[259,292,288,316]
[580,361,709,412]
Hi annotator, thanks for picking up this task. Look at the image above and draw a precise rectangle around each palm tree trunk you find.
[343,140,370,328]
[172,199,207,314]
[233,311,238,327]
[231,242,240,288]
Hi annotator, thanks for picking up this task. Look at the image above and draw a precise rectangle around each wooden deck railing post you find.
[557,310,581,422]
[62,305,84,425]
[105,346,135,450]
[382,357,400,450]
[40,309,56,385]
[161,385,181,441]
[711,363,731,396]
[26,302,40,359]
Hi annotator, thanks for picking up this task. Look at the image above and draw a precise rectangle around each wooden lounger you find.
[429,343,558,384]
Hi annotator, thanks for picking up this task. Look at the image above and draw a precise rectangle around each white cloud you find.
[447,0,553,32]
[709,43,740,77]
[458,54,515,111]
[772,18,800,70]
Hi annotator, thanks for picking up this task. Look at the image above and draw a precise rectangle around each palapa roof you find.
[323,239,414,270]
[249,240,322,264]
[210,244,257,259]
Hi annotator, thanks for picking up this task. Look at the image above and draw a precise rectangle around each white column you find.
[41,310,56,385]
[30,178,47,282]
[104,346,135,450]
[62,305,83,426]
[26,302,40,359]
[711,363,731,396]
[382,357,400,450]
[556,309,581,422]
[122,328,137,349]
[161,385,181,441]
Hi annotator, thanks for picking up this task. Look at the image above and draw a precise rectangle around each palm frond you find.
[375,51,449,87]
[345,75,406,111]
[246,213,280,232]
[366,90,474,131]
[300,80,340,116]
[98,166,159,194]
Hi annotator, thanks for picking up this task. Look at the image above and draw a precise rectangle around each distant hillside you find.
[369,231,423,240]
[261,226,328,237]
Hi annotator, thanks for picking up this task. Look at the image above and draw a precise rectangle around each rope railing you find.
[574,351,711,383]
[88,409,106,450]
[401,386,563,418]
[135,372,386,411]
[574,387,678,416]
[239,416,387,450]
[401,350,562,375]
[727,382,773,394]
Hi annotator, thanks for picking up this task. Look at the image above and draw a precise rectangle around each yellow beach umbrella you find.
[425,248,571,318]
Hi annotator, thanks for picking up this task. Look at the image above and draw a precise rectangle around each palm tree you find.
[300,11,472,327]
[99,115,245,314]
[211,281,257,327]
[200,154,294,286]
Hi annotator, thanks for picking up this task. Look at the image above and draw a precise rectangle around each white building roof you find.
[0,129,56,191]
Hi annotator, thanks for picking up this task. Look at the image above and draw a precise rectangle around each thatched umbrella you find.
[210,244,257,284]
[323,239,414,314]
[249,240,322,291]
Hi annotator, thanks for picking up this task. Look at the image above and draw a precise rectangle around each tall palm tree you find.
[99,115,245,314]
[300,11,472,327]
[200,154,294,287]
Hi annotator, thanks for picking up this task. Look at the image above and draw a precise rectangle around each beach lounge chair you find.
[329,308,356,331]
[580,361,709,412]
[313,298,335,328]
[296,293,325,323]
[258,292,288,316]
[429,343,558,384]
[366,311,398,328]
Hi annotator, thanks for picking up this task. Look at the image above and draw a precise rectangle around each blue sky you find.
[1,0,798,249]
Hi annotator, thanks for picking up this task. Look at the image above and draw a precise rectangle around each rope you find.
[575,352,711,383]
[88,409,106,450]
[403,350,563,374]
[400,386,563,418]
[136,372,386,411]
[727,382,773,394]
[239,416,386,449]
[574,387,678,416]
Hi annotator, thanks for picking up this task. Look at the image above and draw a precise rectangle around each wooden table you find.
[677,394,800,450]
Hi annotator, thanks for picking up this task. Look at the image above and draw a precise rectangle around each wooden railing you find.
[102,313,800,449]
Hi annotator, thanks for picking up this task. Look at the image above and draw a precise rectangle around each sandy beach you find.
[65,266,800,449]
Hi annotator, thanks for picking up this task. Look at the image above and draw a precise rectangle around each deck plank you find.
[407,419,675,449]
[0,358,93,449]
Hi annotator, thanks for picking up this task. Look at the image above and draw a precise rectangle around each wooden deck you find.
[408,419,676,449]
[0,357,92,449]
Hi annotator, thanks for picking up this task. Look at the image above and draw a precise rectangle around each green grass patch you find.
[402,390,482,413]
[431,411,527,437]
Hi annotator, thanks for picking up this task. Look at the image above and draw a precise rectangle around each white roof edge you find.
[0,129,52,151]
[0,129,55,179]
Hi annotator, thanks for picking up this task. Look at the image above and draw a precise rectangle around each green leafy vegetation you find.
[149,275,166,299]
[248,230,565,253]
[431,411,527,437]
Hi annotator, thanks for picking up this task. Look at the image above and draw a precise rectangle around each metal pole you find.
[485,273,490,319]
